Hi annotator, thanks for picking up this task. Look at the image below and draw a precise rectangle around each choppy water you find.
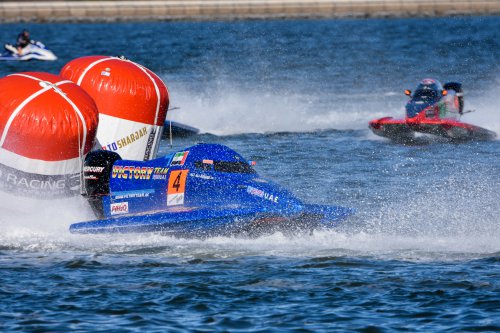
[1,17,499,332]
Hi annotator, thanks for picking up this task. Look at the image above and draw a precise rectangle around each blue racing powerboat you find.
[70,143,353,237]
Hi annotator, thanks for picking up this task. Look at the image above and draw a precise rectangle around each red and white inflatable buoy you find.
[60,56,169,161]
[0,72,99,198]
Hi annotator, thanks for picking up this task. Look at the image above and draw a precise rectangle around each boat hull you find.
[369,117,496,142]
[70,204,353,238]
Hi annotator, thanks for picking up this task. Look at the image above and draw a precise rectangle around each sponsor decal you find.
[112,165,154,180]
[4,174,66,190]
[167,192,184,206]
[143,128,157,161]
[152,167,169,180]
[247,185,279,203]
[110,202,129,215]
[102,127,148,152]
[189,173,214,180]
[171,151,189,166]
[83,166,105,173]
[167,170,188,206]
[112,189,154,199]
[0,163,80,198]
[202,159,213,164]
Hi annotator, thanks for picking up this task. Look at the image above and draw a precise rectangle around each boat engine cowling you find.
[83,150,122,218]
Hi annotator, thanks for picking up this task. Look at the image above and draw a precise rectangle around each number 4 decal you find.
[167,170,188,206]
[172,172,182,192]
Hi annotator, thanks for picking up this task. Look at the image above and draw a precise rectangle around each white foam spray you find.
[0,191,95,251]
[166,75,499,138]
[460,77,500,136]
[167,81,403,135]
[1,167,496,262]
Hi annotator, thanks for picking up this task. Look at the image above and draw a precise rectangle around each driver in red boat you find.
[409,78,461,119]
[413,78,444,99]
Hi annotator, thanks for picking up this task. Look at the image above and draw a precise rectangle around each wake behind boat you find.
[1,41,57,61]
[369,79,496,143]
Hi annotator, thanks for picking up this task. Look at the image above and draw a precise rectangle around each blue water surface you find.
[0,16,499,332]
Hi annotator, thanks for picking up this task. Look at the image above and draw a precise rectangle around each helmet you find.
[414,78,443,98]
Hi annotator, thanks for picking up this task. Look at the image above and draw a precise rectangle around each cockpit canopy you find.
[183,143,257,175]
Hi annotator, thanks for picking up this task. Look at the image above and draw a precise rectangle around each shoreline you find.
[1,0,499,23]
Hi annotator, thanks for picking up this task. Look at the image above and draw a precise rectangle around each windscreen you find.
[414,87,439,99]
[194,160,256,174]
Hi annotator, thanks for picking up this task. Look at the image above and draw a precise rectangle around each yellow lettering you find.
[112,165,122,178]
[122,166,130,179]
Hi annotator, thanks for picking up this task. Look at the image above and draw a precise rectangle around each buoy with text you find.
[0,72,99,198]
[60,56,169,161]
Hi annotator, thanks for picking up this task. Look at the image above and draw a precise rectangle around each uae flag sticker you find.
[171,151,189,166]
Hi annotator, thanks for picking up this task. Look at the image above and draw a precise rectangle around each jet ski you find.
[0,41,57,61]
[70,143,353,237]
[369,79,496,143]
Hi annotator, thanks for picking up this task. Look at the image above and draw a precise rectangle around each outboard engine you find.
[444,82,464,114]
[83,150,122,218]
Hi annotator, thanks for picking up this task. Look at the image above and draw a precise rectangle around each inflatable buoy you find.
[60,56,169,161]
[0,72,99,198]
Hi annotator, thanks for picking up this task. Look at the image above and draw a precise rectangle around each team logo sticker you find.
[112,165,154,180]
[152,167,169,180]
[167,170,188,206]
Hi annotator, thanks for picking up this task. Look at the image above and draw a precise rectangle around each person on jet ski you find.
[16,29,32,55]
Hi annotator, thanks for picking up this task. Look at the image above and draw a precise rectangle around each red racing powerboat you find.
[369,79,496,143]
